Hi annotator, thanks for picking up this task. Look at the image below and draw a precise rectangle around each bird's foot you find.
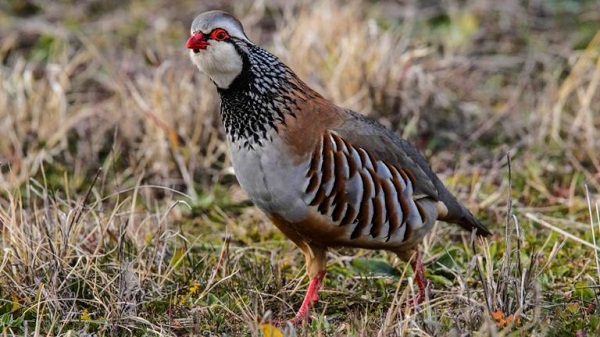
[272,270,327,325]
[402,250,430,312]
[400,277,431,316]
[406,281,430,306]
[269,309,313,326]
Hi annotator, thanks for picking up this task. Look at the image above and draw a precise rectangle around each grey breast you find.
[228,137,311,222]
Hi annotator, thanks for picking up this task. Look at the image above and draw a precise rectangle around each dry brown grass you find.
[0,0,599,335]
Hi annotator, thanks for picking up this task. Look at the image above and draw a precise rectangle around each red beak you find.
[186,33,209,50]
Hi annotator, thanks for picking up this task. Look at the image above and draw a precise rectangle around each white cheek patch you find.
[190,42,243,89]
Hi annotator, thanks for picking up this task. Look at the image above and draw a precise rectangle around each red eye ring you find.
[211,28,229,41]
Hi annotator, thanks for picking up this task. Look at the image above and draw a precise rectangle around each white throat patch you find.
[190,41,243,89]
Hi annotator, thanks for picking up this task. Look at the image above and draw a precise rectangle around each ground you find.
[0,0,599,336]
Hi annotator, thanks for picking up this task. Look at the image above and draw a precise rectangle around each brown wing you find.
[302,128,445,246]
[279,85,490,237]
[330,110,491,237]
[332,110,439,200]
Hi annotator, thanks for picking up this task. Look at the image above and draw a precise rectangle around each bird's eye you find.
[211,29,229,41]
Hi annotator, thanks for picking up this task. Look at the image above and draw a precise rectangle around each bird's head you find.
[186,11,251,89]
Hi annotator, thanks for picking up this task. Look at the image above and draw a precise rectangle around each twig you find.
[525,213,600,251]
[589,184,600,284]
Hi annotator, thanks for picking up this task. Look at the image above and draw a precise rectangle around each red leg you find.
[288,270,326,323]
[409,250,428,305]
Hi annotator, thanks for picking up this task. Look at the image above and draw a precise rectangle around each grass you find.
[0,0,599,335]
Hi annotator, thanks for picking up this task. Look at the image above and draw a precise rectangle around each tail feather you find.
[437,186,492,237]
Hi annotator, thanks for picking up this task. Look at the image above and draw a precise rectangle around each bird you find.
[185,10,491,323]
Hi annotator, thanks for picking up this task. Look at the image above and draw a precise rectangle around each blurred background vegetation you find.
[0,0,599,335]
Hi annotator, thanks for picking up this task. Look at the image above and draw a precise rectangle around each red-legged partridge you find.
[186,10,491,323]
